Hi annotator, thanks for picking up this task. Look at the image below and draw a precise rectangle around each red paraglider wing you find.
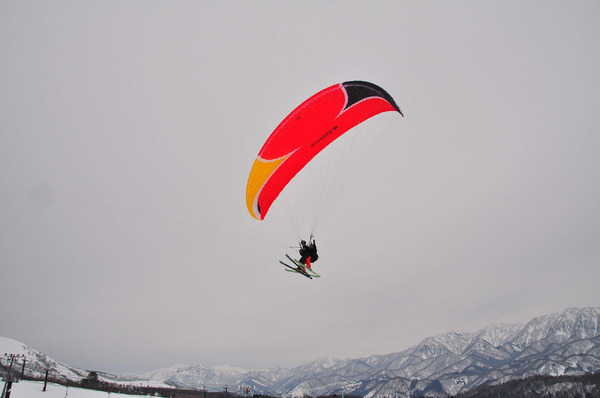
[246,81,402,220]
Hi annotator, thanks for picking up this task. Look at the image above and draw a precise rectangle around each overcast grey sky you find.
[1,1,599,374]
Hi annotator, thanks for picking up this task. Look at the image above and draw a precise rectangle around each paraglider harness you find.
[299,238,318,265]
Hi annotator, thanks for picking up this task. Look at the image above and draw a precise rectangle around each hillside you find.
[454,373,600,398]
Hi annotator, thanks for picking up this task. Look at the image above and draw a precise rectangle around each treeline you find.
[76,372,229,398]
[453,372,600,398]
[0,365,231,398]
[2,365,363,398]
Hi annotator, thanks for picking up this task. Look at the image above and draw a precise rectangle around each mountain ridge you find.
[2,307,599,398]
[142,307,600,397]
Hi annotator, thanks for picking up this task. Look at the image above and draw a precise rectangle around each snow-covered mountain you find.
[140,307,600,397]
[0,336,89,381]
[0,336,170,389]
[2,307,599,398]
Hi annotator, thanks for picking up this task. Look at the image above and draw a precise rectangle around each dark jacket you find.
[299,240,318,263]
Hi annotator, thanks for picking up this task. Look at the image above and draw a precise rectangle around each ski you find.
[280,260,312,279]
[286,254,321,278]
[286,253,304,267]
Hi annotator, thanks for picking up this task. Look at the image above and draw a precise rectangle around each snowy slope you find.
[9,380,134,398]
[0,336,88,381]
[0,337,171,389]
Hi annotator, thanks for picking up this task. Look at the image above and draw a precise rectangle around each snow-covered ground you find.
[7,380,134,398]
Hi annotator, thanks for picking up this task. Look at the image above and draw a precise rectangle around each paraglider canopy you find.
[246,81,402,222]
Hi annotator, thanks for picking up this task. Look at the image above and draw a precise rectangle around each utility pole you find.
[240,385,252,398]
[20,358,26,381]
[43,369,49,392]
[2,354,25,398]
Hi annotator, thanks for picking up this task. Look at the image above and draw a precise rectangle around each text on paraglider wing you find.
[310,125,338,147]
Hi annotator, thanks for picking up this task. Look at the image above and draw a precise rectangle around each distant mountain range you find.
[2,307,599,398]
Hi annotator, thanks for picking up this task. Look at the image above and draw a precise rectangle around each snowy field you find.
[7,381,135,398]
